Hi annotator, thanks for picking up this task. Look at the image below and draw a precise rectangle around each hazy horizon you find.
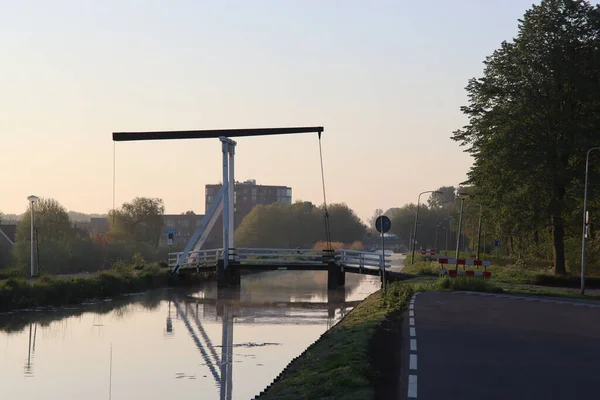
[1,0,538,224]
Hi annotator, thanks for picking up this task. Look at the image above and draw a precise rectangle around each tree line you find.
[1,197,166,274]
[0,197,368,274]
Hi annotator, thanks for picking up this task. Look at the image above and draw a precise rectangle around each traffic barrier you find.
[420,249,437,256]
[438,258,492,278]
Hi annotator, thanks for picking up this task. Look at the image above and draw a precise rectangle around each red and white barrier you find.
[420,249,437,256]
[438,258,492,278]
[439,269,492,278]
[438,258,491,266]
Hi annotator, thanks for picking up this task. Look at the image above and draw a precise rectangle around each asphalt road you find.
[403,291,600,399]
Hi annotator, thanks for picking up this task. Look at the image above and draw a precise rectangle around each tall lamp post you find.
[475,204,483,260]
[581,147,600,295]
[445,216,453,256]
[411,190,442,264]
[455,192,470,268]
[27,195,39,277]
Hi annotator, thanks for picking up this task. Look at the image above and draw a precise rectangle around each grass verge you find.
[254,277,478,400]
[0,263,209,312]
[253,272,599,400]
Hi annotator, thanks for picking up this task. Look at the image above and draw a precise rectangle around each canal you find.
[0,271,381,399]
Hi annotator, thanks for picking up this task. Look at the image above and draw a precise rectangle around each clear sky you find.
[1,0,538,223]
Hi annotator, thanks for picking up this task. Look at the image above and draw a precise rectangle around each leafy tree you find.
[109,197,165,247]
[428,186,456,209]
[326,203,367,243]
[368,208,384,228]
[235,201,365,248]
[14,198,77,273]
[452,0,600,274]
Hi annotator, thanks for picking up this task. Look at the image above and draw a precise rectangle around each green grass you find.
[255,282,415,400]
[0,263,209,312]
[256,277,497,400]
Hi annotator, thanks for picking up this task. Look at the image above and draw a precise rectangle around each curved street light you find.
[581,147,600,295]
[411,190,443,264]
[27,195,39,277]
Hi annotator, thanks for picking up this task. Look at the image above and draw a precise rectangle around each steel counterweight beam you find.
[112,126,324,141]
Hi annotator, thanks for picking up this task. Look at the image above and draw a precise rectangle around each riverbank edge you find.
[0,265,213,313]
[253,280,417,400]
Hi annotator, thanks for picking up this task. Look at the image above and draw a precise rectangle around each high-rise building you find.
[205,179,292,224]
[203,179,292,246]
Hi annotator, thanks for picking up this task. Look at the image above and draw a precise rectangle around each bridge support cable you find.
[172,299,221,385]
[173,185,226,274]
[318,133,332,252]
[188,305,221,367]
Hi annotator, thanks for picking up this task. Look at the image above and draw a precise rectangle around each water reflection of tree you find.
[0,291,166,334]
[240,271,367,303]
[0,272,376,335]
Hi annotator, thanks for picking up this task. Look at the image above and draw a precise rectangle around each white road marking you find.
[410,339,417,351]
[409,310,415,317]
[410,354,418,370]
[409,317,415,326]
[410,327,416,337]
[409,303,414,310]
[408,374,418,398]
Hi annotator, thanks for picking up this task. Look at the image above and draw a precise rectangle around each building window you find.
[166,220,175,228]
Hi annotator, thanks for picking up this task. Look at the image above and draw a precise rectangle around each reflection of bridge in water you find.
[167,286,354,400]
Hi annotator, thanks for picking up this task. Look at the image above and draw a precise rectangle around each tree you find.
[452,0,600,274]
[234,201,365,248]
[368,209,384,228]
[326,203,367,243]
[109,197,165,247]
[428,186,456,209]
[14,198,77,273]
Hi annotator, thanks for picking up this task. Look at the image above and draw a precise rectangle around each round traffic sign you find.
[375,215,391,233]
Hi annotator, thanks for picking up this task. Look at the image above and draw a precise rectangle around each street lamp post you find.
[476,204,483,260]
[581,147,600,295]
[411,190,442,264]
[27,195,39,277]
[455,193,470,268]
[446,216,453,256]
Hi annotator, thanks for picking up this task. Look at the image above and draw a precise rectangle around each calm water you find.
[0,271,381,400]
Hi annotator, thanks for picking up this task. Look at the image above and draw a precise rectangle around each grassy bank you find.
[254,272,600,400]
[254,278,454,400]
[0,263,209,312]
[404,255,600,288]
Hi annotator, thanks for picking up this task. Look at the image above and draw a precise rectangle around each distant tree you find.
[235,201,365,248]
[14,198,77,273]
[327,203,367,243]
[368,208,384,228]
[184,210,196,215]
[452,0,600,274]
[109,197,165,247]
[428,186,456,209]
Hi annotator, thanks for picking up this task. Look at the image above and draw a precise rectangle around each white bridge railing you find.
[168,248,392,271]
[168,249,223,269]
[234,248,327,265]
[336,249,391,270]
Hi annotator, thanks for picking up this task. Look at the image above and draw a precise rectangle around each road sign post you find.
[166,229,176,256]
[375,216,392,294]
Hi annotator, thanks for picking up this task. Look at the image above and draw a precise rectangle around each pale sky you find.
[1,0,537,223]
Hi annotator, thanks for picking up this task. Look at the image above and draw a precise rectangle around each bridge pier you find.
[327,286,346,318]
[327,261,345,289]
[217,260,241,289]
